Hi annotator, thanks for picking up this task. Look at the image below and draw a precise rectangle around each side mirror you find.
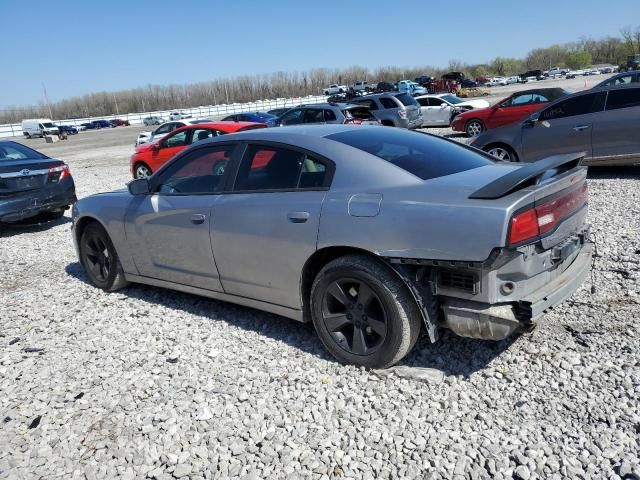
[524,114,540,128]
[128,178,150,195]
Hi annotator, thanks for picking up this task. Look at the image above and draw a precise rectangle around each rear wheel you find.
[79,222,129,291]
[485,144,518,162]
[311,255,421,368]
[134,163,152,178]
[465,119,485,137]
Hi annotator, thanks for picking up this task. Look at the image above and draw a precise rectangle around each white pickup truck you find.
[323,84,348,95]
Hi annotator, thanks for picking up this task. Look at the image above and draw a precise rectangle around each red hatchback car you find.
[452,88,568,137]
[130,121,266,178]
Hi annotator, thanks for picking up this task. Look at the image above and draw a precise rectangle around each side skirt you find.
[124,273,304,322]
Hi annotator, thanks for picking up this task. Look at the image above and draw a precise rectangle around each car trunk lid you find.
[0,159,66,195]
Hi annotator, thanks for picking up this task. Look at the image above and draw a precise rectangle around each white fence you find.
[0,95,329,138]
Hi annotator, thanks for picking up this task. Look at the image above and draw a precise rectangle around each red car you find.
[451,88,568,137]
[130,121,266,178]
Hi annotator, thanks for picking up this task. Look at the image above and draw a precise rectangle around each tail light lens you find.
[508,182,588,245]
[48,164,70,183]
[398,110,408,119]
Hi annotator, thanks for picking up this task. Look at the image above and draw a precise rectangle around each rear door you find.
[124,144,237,291]
[591,87,640,165]
[521,92,606,162]
[210,143,332,308]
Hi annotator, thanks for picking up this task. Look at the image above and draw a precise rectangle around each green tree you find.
[565,51,593,69]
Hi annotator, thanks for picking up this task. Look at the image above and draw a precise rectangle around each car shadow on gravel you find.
[0,215,71,237]
[65,261,518,375]
[587,166,640,179]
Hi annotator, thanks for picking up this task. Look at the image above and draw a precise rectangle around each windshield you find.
[395,93,418,107]
[440,94,462,105]
[0,142,47,162]
[327,128,493,181]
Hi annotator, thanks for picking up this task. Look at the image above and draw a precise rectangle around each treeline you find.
[2,26,639,124]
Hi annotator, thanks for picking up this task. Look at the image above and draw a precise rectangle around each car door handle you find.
[287,211,310,223]
[190,213,206,224]
[572,125,590,132]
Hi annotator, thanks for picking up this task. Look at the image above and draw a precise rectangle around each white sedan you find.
[415,94,490,127]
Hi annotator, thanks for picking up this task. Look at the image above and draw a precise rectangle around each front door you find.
[521,92,605,162]
[211,143,331,309]
[124,144,237,291]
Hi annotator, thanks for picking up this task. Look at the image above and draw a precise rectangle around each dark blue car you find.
[221,112,278,127]
[55,125,78,135]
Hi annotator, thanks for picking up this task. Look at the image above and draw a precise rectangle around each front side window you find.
[540,93,606,120]
[605,88,640,111]
[164,131,188,147]
[157,145,234,195]
[233,145,328,191]
[417,98,429,107]
[155,124,171,134]
[604,74,633,87]
[279,109,304,126]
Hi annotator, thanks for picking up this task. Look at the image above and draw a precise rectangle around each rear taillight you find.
[48,164,70,182]
[398,110,408,119]
[508,182,588,245]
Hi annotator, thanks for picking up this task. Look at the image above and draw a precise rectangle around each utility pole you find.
[113,94,120,115]
[224,82,230,104]
[42,83,53,119]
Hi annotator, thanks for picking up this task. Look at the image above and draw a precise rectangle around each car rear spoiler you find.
[469,152,586,200]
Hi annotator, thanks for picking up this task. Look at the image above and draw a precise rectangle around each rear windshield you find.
[0,142,47,162]
[343,107,375,119]
[395,93,418,106]
[327,128,494,180]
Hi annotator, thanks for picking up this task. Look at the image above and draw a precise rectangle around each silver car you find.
[472,84,640,165]
[348,93,423,129]
[72,126,592,368]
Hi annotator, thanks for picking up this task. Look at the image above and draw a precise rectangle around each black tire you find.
[43,209,65,220]
[79,222,129,292]
[310,255,421,368]
[465,119,485,137]
[484,144,519,162]
[133,162,152,179]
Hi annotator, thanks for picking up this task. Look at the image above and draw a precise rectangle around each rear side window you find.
[352,99,378,111]
[605,88,640,111]
[303,109,325,124]
[540,93,606,120]
[395,93,418,106]
[379,97,399,109]
[324,109,337,121]
[327,129,494,181]
[233,145,329,191]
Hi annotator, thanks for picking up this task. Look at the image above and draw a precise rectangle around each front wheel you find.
[310,255,421,368]
[134,163,152,178]
[79,222,129,291]
[465,119,485,137]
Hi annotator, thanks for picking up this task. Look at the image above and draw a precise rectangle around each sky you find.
[1,0,639,107]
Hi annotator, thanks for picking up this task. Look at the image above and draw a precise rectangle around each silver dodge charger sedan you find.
[71,125,593,368]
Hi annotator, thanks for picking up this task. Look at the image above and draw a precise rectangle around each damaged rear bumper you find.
[440,242,593,340]
[0,184,76,223]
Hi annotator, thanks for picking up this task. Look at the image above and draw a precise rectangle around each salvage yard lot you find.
[1,99,640,478]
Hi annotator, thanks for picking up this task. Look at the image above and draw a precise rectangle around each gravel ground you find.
[1,125,639,479]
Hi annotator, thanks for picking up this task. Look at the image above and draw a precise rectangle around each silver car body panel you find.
[72,125,592,338]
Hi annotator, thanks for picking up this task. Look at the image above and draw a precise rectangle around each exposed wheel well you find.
[381,120,395,127]
[300,246,382,321]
